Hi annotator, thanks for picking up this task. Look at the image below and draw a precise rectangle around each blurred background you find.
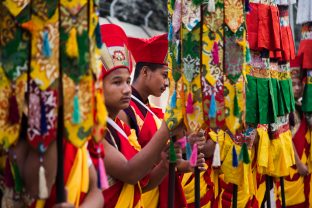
[98,0,302,110]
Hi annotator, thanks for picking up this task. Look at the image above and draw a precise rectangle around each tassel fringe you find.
[170,90,177,108]
[39,165,49,199]
[66,27,79,58]
[72,94,81,124]
[186,93,194,114]
[42,31,52,58]
[239,143,250,164]
[98,157,109,190]
[212,41,219,65]
[209,93,217,118]
[40,96,48,135]
[232,146,238,167]
[212,142,221,167]
[189,143,198,167]
[169,140,177,163]
[186,142,192,160]
[208,0,216,13]
[11,161,22,193]
[233,88,240,117]
[168,24,174,41]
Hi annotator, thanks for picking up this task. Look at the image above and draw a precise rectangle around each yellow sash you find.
[115,183,143,208]
[65,146,89,207]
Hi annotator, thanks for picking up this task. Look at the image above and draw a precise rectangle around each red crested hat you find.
[128,33,168,65]
[290,56,302,79]
[99,24,132,78]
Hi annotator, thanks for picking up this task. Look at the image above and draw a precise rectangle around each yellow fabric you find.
[35,199,45,208]
[128,129,142,151]
[224,77,245,135]
[257,127,295,177]
[60,0,87,11]
[254,175,266,208]
[209,129,254,195]
[164,70,185,130]
[279,169,305,206]
[306,129,312,171]
[66,28,79,58]
[3,0,29,17]
[65,145,89,207]
[142,187,159,208]
[181,163,210,206]
[63,75,94,148]
[0,70,27,149]
[257,127,271,172]
[217,174,251,208]
[115,183,143,208]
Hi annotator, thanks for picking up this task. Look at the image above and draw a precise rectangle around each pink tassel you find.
[189,143,198,167]
[212,42,219,65]
[186,93,194,114]
[98,157,109,190]
[176,136,186,149]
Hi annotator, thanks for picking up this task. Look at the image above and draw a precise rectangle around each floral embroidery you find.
[224,0,244,33]
[60,5,88,35]
[27,80,57,150]
[183,55,200,82]
[182,0,200,31]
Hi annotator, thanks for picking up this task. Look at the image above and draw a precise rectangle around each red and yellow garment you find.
[101,118,143,208]
[124,91,187,208]
[274,116,312,207]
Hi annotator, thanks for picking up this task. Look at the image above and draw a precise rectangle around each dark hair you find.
[133,62,165,82]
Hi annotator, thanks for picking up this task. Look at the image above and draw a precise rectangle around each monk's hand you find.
[174,143,183,166]
[188,131,206,151]
[196,153,207,171]
[160,144,170,170]
[296,161,309,176]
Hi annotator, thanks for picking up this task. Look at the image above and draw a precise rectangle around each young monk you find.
[274,57,311,207]
[97,24,195,208]
[117,34,188,208]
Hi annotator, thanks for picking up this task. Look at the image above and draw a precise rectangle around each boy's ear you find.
[141,66,149,77]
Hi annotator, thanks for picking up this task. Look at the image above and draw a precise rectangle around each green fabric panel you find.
[288,79,295,112]
[246,75,259,124]
[270,78,279,116]
[268,79,277,123]
[277,80,285,116]
[302,84,312,113]
[280,80,291,113]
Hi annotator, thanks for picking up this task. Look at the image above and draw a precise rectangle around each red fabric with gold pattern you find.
[128,34,168,65]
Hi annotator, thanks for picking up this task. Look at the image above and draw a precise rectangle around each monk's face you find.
[146,65,169,97]
[292,77,303,100]
[103,68,131,112]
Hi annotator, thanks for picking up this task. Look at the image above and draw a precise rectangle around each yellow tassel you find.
[38,165,49,199]
[66,28,79,58]
[96,92,107,125]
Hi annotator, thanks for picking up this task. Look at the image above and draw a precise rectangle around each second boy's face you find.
[292,77,303,100]
[147,66,169,97]
[103,68,132,112]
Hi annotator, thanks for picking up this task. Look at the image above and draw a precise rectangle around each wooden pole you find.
[280,177,286,208]
[233,184,238,208]
[194,167,200,208]
[56,0,65,202]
